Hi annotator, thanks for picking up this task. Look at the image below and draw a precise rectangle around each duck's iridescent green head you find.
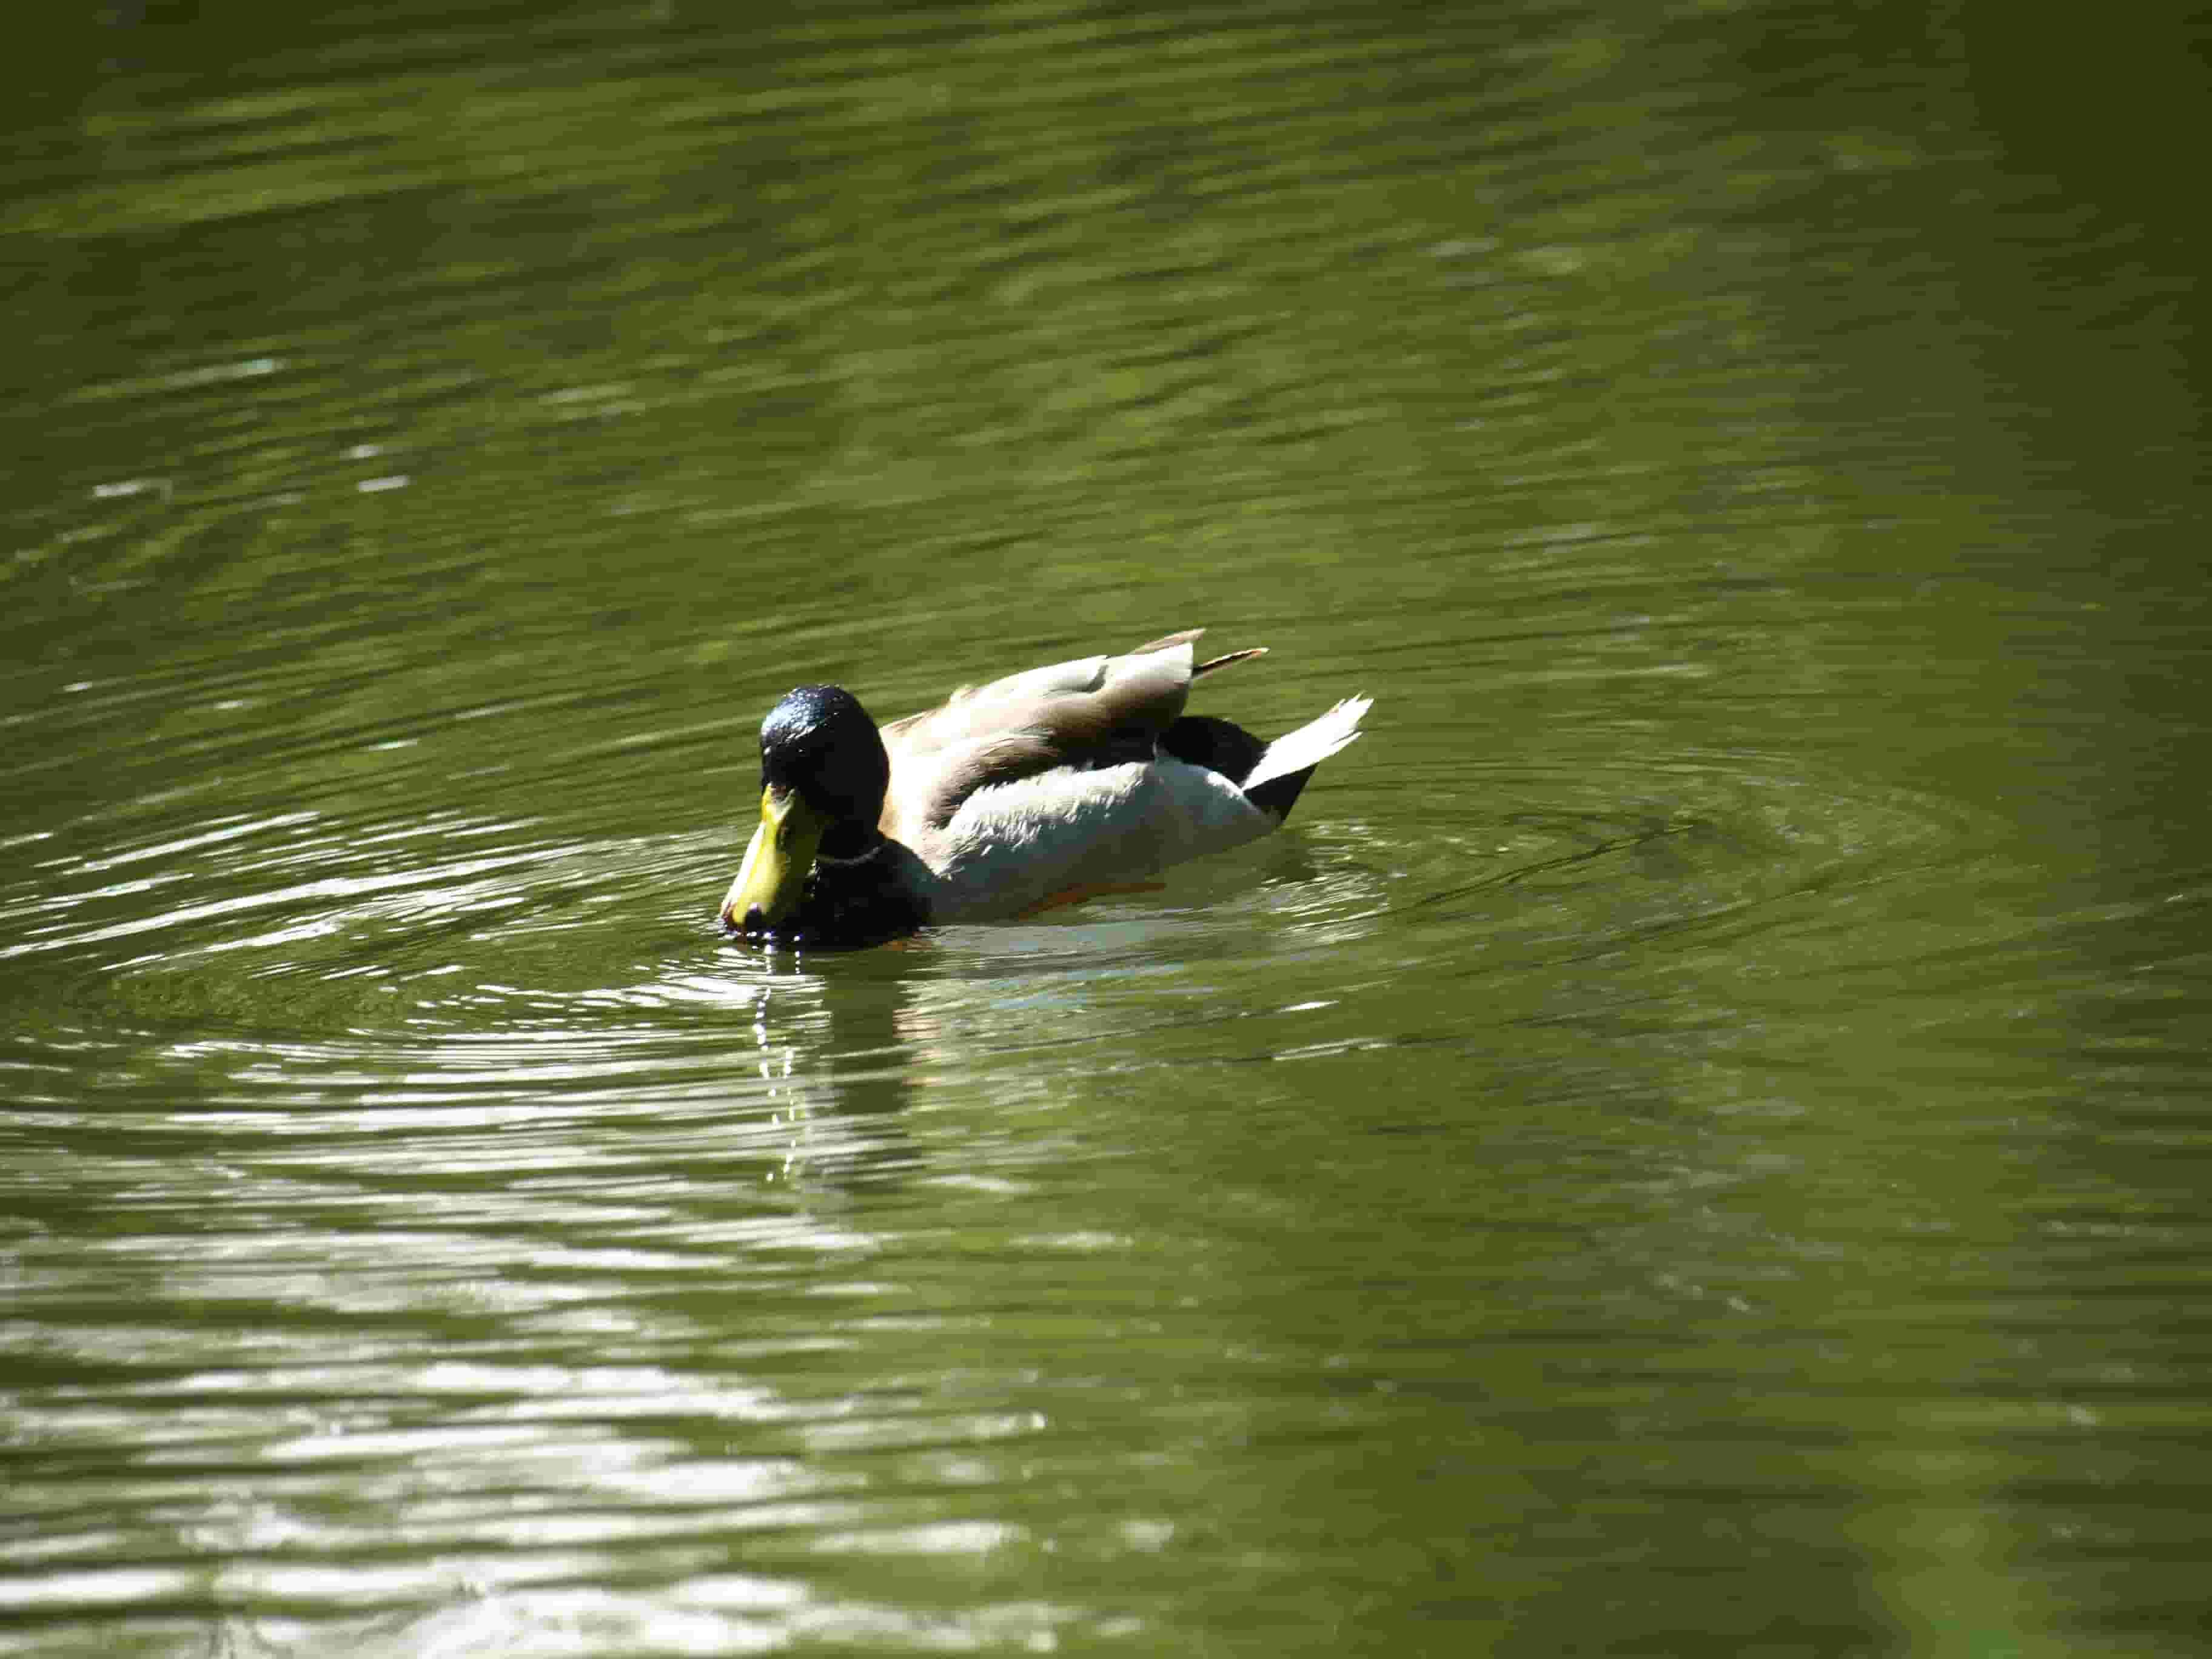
[720,685,888,936]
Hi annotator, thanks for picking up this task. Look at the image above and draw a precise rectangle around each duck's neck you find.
[795,825,930,947]
[816,817,886,865]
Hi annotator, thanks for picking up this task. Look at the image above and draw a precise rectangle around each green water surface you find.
[4,3,2210,1655]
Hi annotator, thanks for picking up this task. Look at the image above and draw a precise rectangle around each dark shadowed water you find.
[5,3,2211,1655]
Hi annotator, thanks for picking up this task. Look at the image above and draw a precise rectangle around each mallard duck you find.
[719,628,1370,948]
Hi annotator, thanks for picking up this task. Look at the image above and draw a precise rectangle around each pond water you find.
[5,3,2210,1655]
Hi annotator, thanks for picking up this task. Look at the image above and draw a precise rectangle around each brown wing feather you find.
[877,630,1270,843]
[1122,633,1266,676]
[1123,628,1206,657]
[882,638,1197,834]
[882,647,1121,762]
[1195,645,1267,677]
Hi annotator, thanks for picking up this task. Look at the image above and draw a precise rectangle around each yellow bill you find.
[720,784,826,931]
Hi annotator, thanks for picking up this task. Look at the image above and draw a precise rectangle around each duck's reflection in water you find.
[736,942,933,1195]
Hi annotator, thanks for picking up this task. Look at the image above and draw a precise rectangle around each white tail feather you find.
[1243,695,1372,796]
